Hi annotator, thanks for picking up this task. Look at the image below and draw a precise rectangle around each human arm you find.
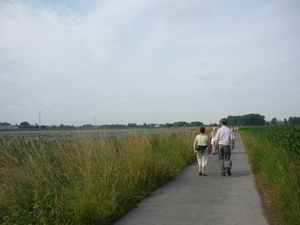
[206,136,212,154]
[206,135,210,147]
[214,130,219,146]
[193,137,197,153]
[214,138,218,146]
[209,132,212,143]
[230,129,235,150]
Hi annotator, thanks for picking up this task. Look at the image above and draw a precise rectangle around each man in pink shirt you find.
[214,119,235,176]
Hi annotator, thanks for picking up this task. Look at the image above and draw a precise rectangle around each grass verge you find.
[240,130,300,225]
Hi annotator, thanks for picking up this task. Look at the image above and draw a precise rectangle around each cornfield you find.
[242,125,300,156]
[240,126,300,225]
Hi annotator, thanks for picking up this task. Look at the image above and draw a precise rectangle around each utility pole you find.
[39,111,41,129]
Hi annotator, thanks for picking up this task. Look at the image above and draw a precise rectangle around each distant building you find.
[0,125,19,130]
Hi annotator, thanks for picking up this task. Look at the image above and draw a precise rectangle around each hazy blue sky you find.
[1,0,300,126]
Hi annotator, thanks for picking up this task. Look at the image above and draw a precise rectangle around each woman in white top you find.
[209,127,218,155]
[193,127,210,176]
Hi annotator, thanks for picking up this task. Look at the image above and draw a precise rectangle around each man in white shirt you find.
[214,119,235,176]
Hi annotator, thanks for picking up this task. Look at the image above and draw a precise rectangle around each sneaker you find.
[221,171,225,176]
[199,171,202,176]
[202,173,206,176]
[226,167,231,176]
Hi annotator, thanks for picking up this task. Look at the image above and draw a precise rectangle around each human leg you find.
[196,153,202,175]
[213,144,217,155]
[218,145,226,174]
[224,146,232,175]
[224,145,232,169]
[201,150,209,175]
[211,139,217,155]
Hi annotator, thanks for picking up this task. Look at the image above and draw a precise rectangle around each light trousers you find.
[196,150,209,167]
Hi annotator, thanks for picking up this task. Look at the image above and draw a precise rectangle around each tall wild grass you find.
[0,130,195,224]
[240,126,300,225]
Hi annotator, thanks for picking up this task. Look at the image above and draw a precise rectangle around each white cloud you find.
[288,87,300,93]
[194,73,221,81]
[5,105,18,109]
[1,0,299,126]
[166,92,189,98]
[0,1,114,84]
[119,98,129,102]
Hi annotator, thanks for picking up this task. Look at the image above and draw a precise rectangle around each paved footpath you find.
[115,133,269,225]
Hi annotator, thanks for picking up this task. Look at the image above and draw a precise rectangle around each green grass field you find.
[0,129,197,224]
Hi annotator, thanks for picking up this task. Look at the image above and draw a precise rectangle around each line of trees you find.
[288,117,300,125]
[2,115,300,130]
[1,121,206,129]
[226,114,265,126]
[226,114,300,126]
[80,121,205,128]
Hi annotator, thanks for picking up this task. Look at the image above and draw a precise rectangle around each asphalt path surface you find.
[115,133,269,225]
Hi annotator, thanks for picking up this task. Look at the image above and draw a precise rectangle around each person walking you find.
[209,127,218,155]
[193,127,210,176]
[214,119,235,176]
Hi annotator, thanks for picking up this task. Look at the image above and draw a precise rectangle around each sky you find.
[1,0,300,126]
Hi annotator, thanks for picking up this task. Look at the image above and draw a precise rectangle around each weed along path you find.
[115,133,269,225]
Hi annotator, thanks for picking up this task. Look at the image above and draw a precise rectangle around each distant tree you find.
[82,124,94,128]
[173,121,190,127]
[99,124,126,128]
[31,124,38,129]
[284,119,288,125]
[238,114,265,126]
[61,125,74,128]
[165,123,172,127]
[19,121,31,129]
[0,122,11,125]
[288,117,293,125]
[271,117,277,126]
[59,124,65,128]
[127,123,138,128]
[288,117,300,125]
[227,115,241,126]
[190,121,204,127]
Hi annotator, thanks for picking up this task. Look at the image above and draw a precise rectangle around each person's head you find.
[213,127,217,131]
[200,127,205,134]
[220,119,227,126]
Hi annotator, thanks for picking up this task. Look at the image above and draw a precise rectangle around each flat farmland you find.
[0,128,193,142]
[0,128,196,224]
